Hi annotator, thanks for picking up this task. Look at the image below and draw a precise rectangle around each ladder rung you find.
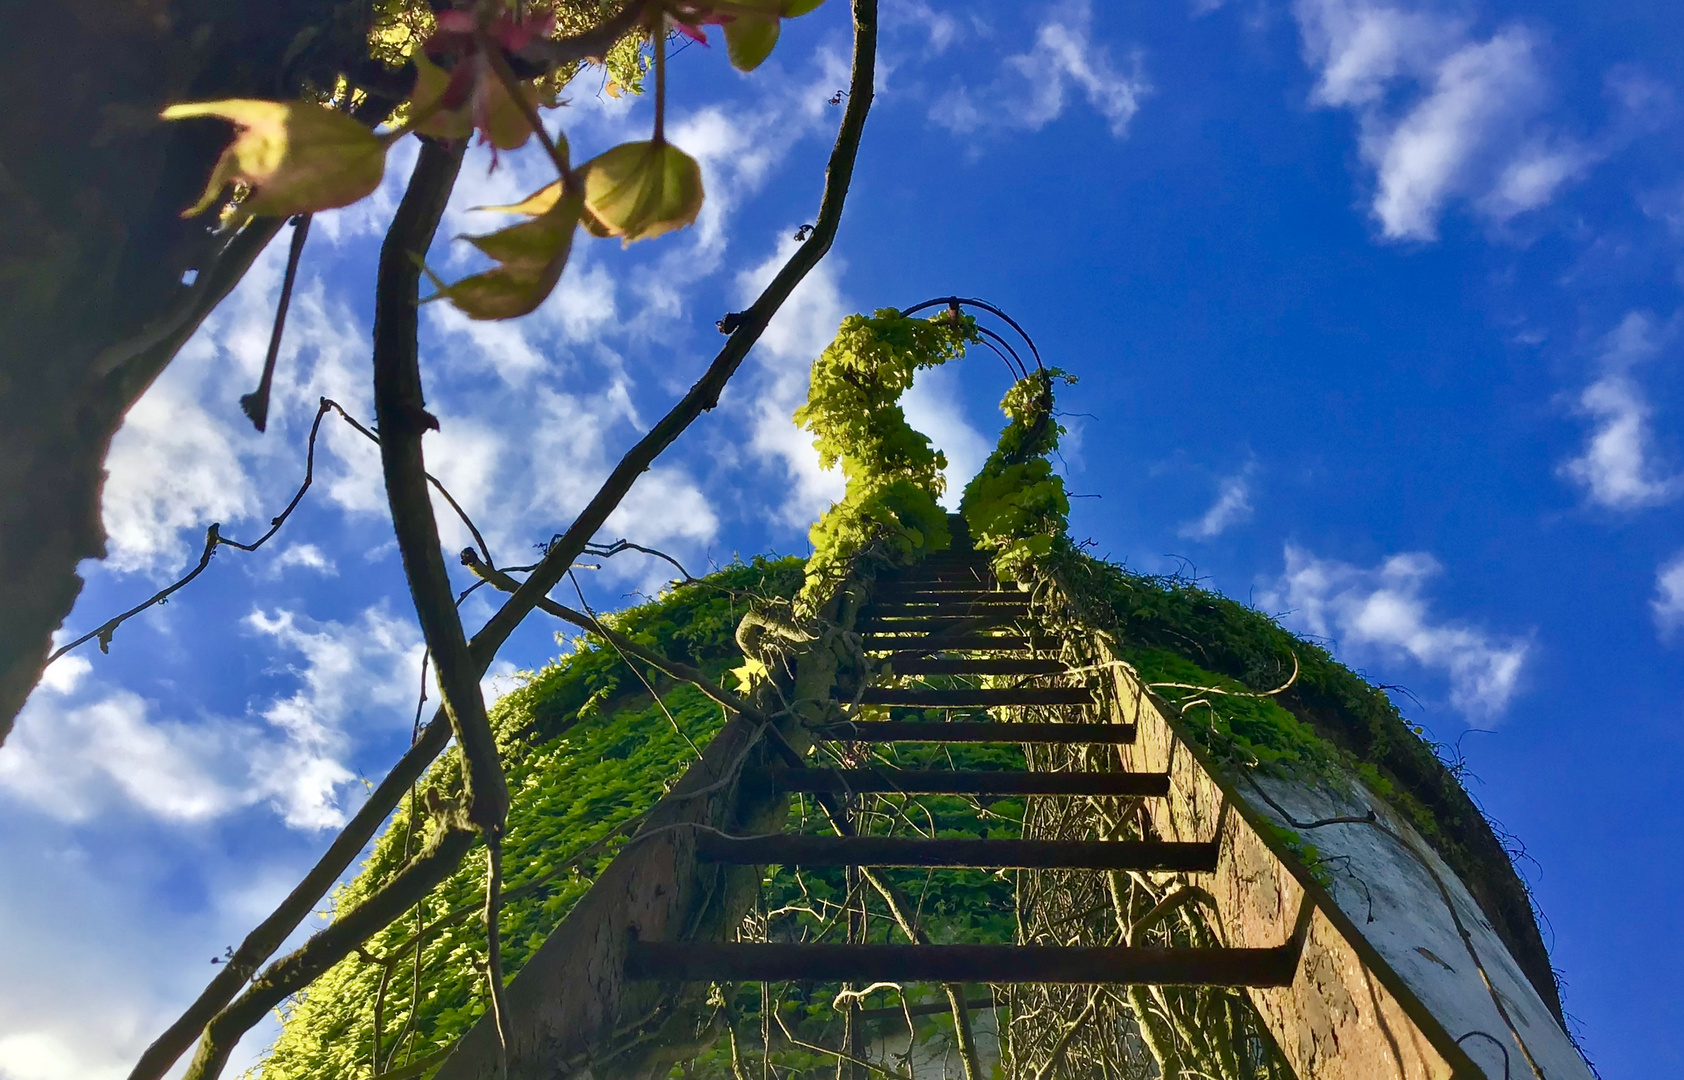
[859,616,1022,634]
[868,636,1035,653]
[873,586,1020,597]
[769,767,1169,797]
[870,603,1031,618]
[885,658,1066,675]
[626,942,1300,987]
[859,687,1095,707]
[695,834,1217,871]
[819,721,1135,744]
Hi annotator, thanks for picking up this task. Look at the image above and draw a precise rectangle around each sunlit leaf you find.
[162,100,386,219]
[724,13,779,71]
[436,191,583,320]
[473,180,564,217]
[577,141,704,245]
[480,69,540,151]
[410,53,474,140]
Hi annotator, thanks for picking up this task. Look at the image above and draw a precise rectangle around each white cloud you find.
[102,373,256,575]
[1653,551,1684,638]
[2,605,422,830]
[885,0,964,54]
[1560,312,1681,509]
[606,468,722,546]
[901,366,992,509]
[933,1,1150,138]
[267,543,337,578]
[36,655,91,696]
[0,690,240,823]
[734,238,850,528]
[1294,0,1590,239]
[1179,467,1256,539]
[244,605,424,829]
[1262,545,1530,718]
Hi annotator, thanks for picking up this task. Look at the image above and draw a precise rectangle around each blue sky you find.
[4,0,1682,1076]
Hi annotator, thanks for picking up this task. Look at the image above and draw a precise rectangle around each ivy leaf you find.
[436,191,583,320]
[578,141,704,244]
[724,13,780,71]
[729,656,769,692]
[161,100,386,220]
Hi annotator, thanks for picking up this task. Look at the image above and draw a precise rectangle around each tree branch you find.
[181,823,479,1080]
[467,0,876,667]
[371,135,505,834]
[461,550,755,719]
[126,6,879,1073]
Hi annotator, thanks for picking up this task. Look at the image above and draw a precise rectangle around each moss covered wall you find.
[1054,553,1563,1025]
[257,550,1562,1075]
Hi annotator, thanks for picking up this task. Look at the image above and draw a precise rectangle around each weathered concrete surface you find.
[0,0,383,743]
[1100,649,1593,1080]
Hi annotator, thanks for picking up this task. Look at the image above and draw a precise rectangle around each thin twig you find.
[241,214,312,432]
[567,571,702,759]
[52,396,494,669]
[463,550,755,721]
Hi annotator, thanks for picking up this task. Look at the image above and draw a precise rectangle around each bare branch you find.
[462,551,754,719]
[180,822,479,1080]
[241,214,312,432]
[51,398,337,665]
[126,5,880,1072]
[468,0,877,667]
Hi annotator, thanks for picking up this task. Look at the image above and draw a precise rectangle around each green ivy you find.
[794,309,978,604]
[960,368,1076,582]
[255,557,802,1080]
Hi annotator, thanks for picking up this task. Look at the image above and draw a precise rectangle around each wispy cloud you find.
[1262,545,1531,718]
[1654,550,1684,638]
[1560,312,1682,509]
[1294,0,1592,240]
[3,605,422,830]
[265,544,337,579]
[932,1,1151,139]
[0,689,242,824]
[1179,466,1256,539]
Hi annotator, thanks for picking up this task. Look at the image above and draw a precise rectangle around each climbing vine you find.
[960,367,1076,583]
[794,308,978,604]
[257,557,804,1079]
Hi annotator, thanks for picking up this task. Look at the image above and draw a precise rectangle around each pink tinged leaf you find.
[438,191,584,320]
[411,53,475,139]
[674,20,709,44]
[577,140,705,245]
[161,100,386,220]
[434,9,476,33]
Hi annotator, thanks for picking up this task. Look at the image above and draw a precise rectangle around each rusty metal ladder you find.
[623,546,1303,991]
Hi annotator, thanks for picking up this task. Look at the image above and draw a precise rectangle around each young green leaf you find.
[577,141,704,244]
[161,100,386,220]
[724,13,780,71]
[436,192,583,320]
[473,180,565,217]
